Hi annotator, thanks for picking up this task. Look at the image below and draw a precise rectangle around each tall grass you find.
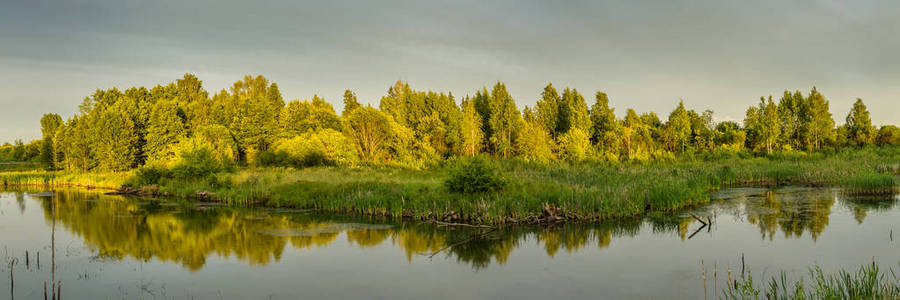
[2,146,898,224]
[841,172,898,196]
[724,262,900,299]
[0,170,129,189]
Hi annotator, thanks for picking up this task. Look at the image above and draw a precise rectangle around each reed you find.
[1,146,898,224]
[723,262,900,299]
[841,172,898,196]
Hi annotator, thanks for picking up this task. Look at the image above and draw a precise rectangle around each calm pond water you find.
[0,187,897,299]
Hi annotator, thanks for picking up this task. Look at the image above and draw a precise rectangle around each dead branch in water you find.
[430,220,493,229]
[425,228,498,259]
[688,223,707,239]
[689,212,707,226]
[8,257,17,300]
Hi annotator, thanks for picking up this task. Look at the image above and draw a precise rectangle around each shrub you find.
[444,156,506,193]
[271,129,359,167]
[169,147,223,180]
[128,164,170,186]
[255,150,299,168]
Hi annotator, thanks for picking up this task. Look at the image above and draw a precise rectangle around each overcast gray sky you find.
[1,0,898,141]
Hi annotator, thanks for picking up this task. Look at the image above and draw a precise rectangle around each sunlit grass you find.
[2,146,898,224]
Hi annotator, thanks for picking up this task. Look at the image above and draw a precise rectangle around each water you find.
[0,187,897,299]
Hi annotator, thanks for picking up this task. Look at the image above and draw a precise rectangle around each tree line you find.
[7,73,899,171]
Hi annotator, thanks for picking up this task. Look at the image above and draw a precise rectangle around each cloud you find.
[1,0,898,140]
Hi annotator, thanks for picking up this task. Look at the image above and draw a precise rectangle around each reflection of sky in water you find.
[0,188,897,299]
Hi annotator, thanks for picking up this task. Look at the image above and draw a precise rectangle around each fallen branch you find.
[430,221,493,229]
[426,228,498,258]
[689,212,707,226]
[688,223,707,239]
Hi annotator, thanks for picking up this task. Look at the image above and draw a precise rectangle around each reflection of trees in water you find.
[744,189,834,241]
[648,215,697,241]
[32,190,658,271]
[42,190,300,270]
[841,194,899,224]
[15,191,26,214]
[540,221,641,257]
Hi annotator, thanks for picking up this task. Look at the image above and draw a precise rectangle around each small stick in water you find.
[9,257,17,300]
[25,251,28,269]
[44,281,47,300]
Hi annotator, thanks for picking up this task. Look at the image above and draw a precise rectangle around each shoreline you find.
[2,148,897,226]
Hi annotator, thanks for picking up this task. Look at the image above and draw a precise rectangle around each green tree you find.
[273,129,359,167]
[559,88,590,134]
[691,109,716,151]
[745,96,780,154]
[39,113,63,169]
[622,109,639,160]
[534,83,561,136]
[472,88,493,151]
[190,124,239,164]
[557,128,591,162]
[344,106,394,161]
[227,75,283,159]
[61,115,93,172]
[459,97,484,156]
[876,125,900,146]
[487,82,522,158]
[91,106,138,171]
[589,91,622,157]
[342,89,361,116]
[802,87,834,150]
[516,107,554,163]
[145,100,186,162]
[714,121,746,150]
[11,139,25,161]
[845,98,875,146]
[664,101,692,153]
[279,95,342,137]
[777,90,804,149]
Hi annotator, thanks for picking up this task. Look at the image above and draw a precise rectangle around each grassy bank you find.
[2,146,898,224]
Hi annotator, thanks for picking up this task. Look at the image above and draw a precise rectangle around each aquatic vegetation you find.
[723,262,900,300]
[841,172,897,196]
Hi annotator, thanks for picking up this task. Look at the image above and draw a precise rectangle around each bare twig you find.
[426,228,498,258]
[9,257,17,300]
[689,212,707,226]
[688,223,707,239]
[430,221,493,229]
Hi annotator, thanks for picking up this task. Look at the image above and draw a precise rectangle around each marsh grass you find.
[2,146,898,224]
[0,170,128,189]
[841,172,898,196]
[724,262,900,300]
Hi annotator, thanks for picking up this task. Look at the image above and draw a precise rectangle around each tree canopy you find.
[11,73,897,170]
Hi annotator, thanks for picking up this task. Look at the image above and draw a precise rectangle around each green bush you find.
[128,164,170,186]
[444,156,506,193]
[170,147,223,180]
[255,150,299,168]
[270,129,359,168]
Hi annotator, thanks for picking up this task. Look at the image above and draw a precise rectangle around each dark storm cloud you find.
[1,0,898,140]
